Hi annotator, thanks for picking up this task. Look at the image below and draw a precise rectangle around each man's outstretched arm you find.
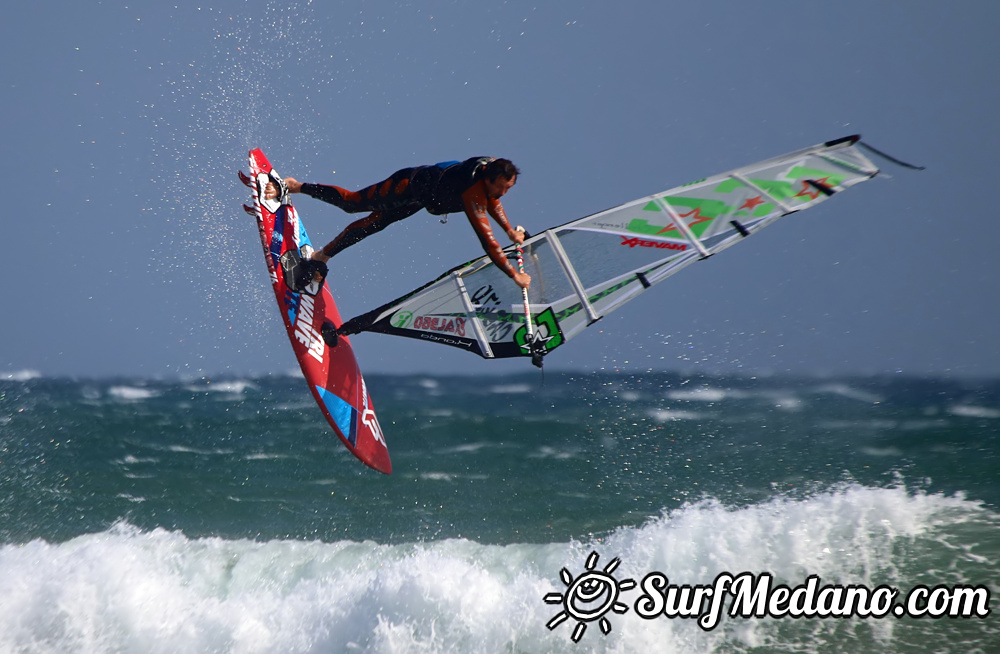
[462,186,530,289]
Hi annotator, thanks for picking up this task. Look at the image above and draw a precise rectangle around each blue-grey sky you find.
[3,1,997,378]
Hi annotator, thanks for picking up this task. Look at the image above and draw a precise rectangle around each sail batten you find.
[545,229,600,324]
[454,272,494,359]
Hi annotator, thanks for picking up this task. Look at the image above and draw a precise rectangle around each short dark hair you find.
[483,158,520,181]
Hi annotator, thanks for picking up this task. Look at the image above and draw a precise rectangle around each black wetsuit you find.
[301,157,495,259]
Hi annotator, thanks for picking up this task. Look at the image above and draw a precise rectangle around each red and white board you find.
[243,148,391,474]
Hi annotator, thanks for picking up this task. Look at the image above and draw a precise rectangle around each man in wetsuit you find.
[265,157,530,289]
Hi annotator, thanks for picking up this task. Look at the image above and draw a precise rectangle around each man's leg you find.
[305,167,419,213]
[313,203,423,262]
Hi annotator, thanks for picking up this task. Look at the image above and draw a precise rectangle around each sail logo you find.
[514,307,564,355]
[418,333,475,349]
[620,236,687,251]
[470,284,503,308]
[292,293,325,363]
[414,315,466,337]
[391,311,414,329]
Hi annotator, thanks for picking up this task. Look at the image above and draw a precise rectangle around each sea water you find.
[0,371,996,652]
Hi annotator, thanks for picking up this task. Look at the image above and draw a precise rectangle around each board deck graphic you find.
[243,149,391,474]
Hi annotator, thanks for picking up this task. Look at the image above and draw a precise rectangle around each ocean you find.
[0,370,996,653]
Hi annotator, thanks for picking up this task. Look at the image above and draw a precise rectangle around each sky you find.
[2,0,998,379]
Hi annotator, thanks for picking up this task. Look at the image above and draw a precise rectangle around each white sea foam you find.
[527,446,579,460]
[167,445,235,456]
[948,404,1000,419]
[436,442,492,455]
[647,409,702,422]
[244,453,294,461]
[0,486,993,654]
[489,383,532,394]
[859,447,904,457]
[666,388,728,402]
[108,386,160,401]
[766,393,804,411]
[185,380,258,395]
[1,369,43,381]
[113,455,160,465]
[420,472,455,482]
[816,383,883,404]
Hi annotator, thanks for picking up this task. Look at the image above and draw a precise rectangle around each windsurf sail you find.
[337,135,884,364]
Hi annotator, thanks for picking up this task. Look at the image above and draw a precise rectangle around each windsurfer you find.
[265,158,531,290]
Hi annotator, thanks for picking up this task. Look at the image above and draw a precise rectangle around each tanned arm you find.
[461,182,530,288]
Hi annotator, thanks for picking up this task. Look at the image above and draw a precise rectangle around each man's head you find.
[483,158,520,199]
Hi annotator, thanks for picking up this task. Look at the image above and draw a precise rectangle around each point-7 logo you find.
[544,552,992,643]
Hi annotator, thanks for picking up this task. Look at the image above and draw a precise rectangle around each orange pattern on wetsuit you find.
[305,166,423,215]
[304,166,428,259]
